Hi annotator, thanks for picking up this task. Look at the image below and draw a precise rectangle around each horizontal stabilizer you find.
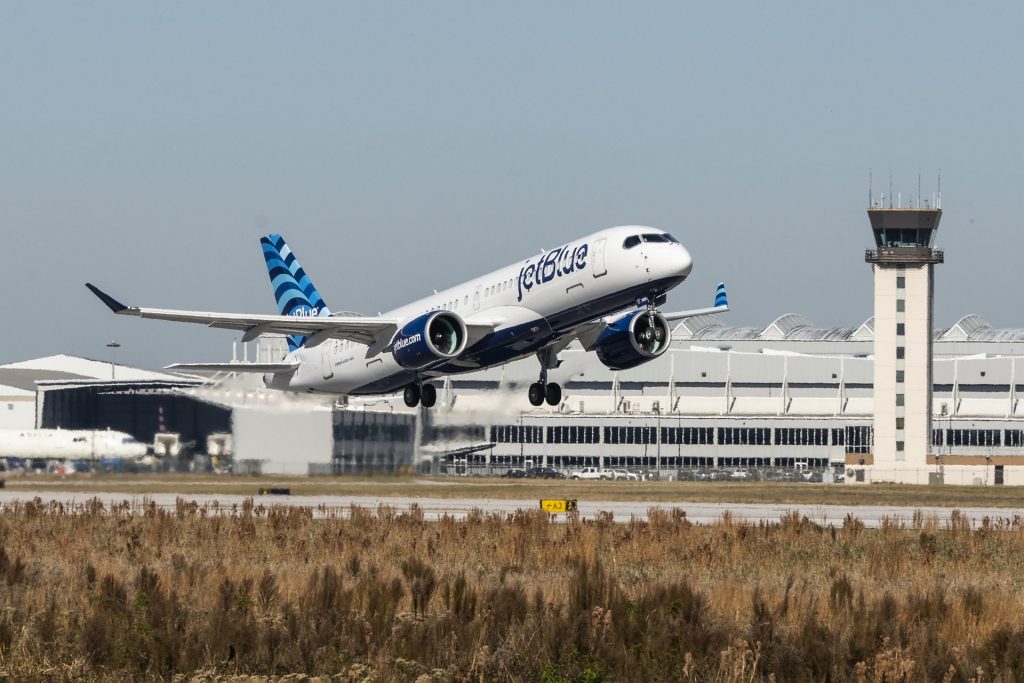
[165,362,299,374]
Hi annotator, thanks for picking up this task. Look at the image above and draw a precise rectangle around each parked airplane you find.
[0,429,148,460]
[87,225,728,408]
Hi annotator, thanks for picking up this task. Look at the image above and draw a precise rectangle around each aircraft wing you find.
[165,361,300,374]
[660,282,730,321]
[86,283,398,347]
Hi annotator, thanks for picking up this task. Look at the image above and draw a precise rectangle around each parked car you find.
[570,467,612,480]
[730,468,751,480]
[526,466,565,479]
[501,468,528,478]
[613,470,639,481]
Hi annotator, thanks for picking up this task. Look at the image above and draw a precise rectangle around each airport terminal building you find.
[398,312,1024,485]
[8,309,1024,485]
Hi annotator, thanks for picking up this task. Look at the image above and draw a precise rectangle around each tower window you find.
[896,394,904,406]
[896,299,905,312]
[896,441,905,452]
[896,347,905,359]
[896,370,904,383]
[897,323,905,336]
[896,417,904,430]
[897,276,905,289]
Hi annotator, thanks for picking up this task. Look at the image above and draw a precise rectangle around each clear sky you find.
[3,2,1023,368]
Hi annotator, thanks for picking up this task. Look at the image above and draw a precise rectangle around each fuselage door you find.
[592,238,607,278]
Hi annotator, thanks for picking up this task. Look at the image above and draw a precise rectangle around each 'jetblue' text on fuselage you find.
[516,243,588,302]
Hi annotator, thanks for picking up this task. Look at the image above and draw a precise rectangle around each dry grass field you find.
[7,473,1024,508]
[0,499,1023,680]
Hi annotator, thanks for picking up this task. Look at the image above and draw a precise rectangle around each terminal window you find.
[773,427,829,446]
[945,429,1001,447]
[845,426,872,453]
[660,426,713,445]
[604,426,656,444]
[491,425,543,444]
[546,426,600,444]
[717,427,771,446]
[430,425,486,442]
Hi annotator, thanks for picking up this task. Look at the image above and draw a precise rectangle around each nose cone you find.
[675,245,693,279]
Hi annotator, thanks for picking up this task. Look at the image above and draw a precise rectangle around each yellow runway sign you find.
[540,499,578,513]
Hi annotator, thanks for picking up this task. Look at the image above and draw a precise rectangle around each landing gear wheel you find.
[545,382,562,406]
[403,385,421,408]
[528,382,545,407]
[420,383,437,408]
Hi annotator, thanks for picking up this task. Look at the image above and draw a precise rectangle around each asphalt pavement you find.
[1,490,1021,528]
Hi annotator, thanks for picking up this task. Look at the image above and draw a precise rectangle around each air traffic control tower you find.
[865,204,943,481]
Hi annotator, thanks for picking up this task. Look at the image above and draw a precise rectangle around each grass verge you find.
[0,500,1021,679]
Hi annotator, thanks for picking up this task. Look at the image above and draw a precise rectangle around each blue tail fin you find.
[714,282,728,308]
[260,234,331,351]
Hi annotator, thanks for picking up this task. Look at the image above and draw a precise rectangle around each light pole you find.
[106,340,121,379]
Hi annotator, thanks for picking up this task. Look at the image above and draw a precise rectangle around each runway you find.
[1,490,1022,528]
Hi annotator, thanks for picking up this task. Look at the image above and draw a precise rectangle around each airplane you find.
[86,225,728,408]
[0,428,148,460]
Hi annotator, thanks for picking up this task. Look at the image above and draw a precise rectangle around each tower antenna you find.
[869,170,873,207]
[917,170,922,209]
[889,172,893,209]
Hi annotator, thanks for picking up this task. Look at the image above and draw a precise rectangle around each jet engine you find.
[595,310,671,370]
[391,311,468,369]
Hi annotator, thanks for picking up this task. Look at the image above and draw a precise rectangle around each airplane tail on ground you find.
[260,233,332,351]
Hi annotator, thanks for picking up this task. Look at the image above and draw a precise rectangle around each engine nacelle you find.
[391,311,468,370]
[595,310,671,370]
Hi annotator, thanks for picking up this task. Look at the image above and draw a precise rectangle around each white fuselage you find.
[0,429,148,460]
[276,225,693,395]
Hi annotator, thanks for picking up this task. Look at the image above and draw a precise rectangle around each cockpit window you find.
[641,233,670,243]
[623,235,641,249]
[664,233,680,243]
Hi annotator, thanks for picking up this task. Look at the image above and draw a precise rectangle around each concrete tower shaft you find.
[865,208,943,481]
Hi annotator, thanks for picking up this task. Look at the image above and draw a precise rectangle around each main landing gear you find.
[528,348,562,407]
[403,382,437,408]
[528,380,561,407]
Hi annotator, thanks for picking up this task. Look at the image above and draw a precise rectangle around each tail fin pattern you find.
[260,233,331,351]
[715,282,728,308]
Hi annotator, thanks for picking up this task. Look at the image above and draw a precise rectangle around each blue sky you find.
[3,2,1023,367]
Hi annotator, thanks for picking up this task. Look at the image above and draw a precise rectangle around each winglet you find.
[85,283,129,313]
[714,282,729,309]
